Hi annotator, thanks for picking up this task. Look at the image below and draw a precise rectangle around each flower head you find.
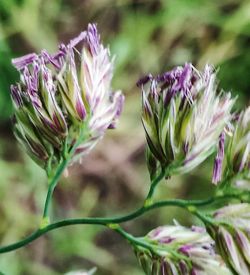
[208,203,250,274]
[137,64,235,177]
[212,106,250,186]
[134,225,231,275]
[11,24,124,169]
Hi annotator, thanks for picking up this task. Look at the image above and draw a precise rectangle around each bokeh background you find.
[0,0,250,274]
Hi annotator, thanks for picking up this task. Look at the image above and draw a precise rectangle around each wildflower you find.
[134,225,231,275]
[11,24,124,170]
[207,203,250,274]
[137,64,235,178]
[212,107,250,186]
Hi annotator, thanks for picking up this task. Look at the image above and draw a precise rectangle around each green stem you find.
[145,169,166,202]
[42,126,88,221]
[42,158,69,220]
[0,193,240,254]
[0,218,107,253]
[111,225,155,252]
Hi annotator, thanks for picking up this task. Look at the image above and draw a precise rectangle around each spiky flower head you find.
[134,225,231,275]
[137,64,235,178]
[212,106,250,185]
[10,24,124,170]
[228,107,250,178]
[207,203,250,274]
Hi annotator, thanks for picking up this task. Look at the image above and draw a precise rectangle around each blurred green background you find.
[0,0,250,274]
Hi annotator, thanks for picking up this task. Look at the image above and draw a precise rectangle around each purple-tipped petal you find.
[212,132,225,184]
[85,23,100,56]
[41,50,62,70]
[136,74,153,87]
[10,85,23,108]
[69,31,86,48]
[12,53,38,70]
[76,97,87,120]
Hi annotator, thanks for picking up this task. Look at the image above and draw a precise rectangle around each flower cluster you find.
[207,203,250,274]
[212,106,250,185]
[137,63,235,178]
[11,24,124,170]
[8,19,250,274]
[134,225,231,275]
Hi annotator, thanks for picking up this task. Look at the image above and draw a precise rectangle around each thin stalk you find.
[145,169,165,202]
[0,218,106,254]
[42,126,88,221]
[42,158,69,220]
[145,163,178,203]
[112,225,155,252]
[0,193,240,254]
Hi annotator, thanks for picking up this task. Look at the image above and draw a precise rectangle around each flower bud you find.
[137,64,235,176]
[208,203,250,274]
[134,225,231,275]
[10,24,124,170]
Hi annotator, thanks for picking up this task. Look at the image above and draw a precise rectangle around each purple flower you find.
[208,203,250,274]
[212,106,250,186]
[134,225,230,275]
[10,24,124,169]
[138,63,235,178]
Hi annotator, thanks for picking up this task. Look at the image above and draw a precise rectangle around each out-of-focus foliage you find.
[0,0,249,274]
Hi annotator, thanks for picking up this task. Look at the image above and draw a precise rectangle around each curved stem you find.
[42,126,88,221]
[0,218,107,253]
[145,169,165,202]
[0,193,240,254]
[112,225,155,252]
[43,158,69,220]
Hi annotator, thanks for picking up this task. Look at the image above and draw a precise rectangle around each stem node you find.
[187,205,197,213]
[144,198,153,208]
[40,217,50,229]
[107,223,120,230]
